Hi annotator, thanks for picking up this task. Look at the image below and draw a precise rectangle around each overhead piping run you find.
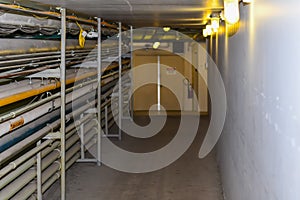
[0,59,130,107]
[0,3,118,29]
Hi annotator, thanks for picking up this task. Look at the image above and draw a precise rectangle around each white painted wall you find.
[215,0,300,199]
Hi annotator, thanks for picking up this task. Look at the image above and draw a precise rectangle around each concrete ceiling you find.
[34,0,223,29]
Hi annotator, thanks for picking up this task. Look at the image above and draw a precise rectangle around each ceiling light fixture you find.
[163,27,171,32]
[153,42,160,49]
[206,25,212,36]
[203,29,208,37]
[224,0,240,24]
[211,17,220,32]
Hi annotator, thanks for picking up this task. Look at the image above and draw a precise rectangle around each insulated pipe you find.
[0,157,36,190]
[0,74,115,123]
[0,99,96,164]
[0,71,97,107]
[0,70,79,98]
[1,143,81,200]
[0,49,91,61]
[84,127,98,145]
[0,58,95,79]
[0,141,60,188]
[0,43,117,61]
[0,90,95,153]
[0,59,130,107]
[0,140,52,179]
[12,147,81,200]
[0,82,98,136]
[0,51,94,67]
[0,41,120,57]
[0,53,96,73]
[0,3,119,29]
[0,114,85,181]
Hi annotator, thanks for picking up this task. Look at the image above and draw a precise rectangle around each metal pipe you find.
[0,51,94,67]
[7,145,80,200]
[84,128,97,146]
[0,70,97,107]
[0,140,51,178]
[0,54,96,73]
[0,128,80,199]
[0,141,60,188]
[0,118,81,187]
[0,78,98,123]
[0,157,35,189]
[0,82,98,136]
[0,3,109,27]
[0,86,96,153]
[0,59,130,107]
[0,98,96,164]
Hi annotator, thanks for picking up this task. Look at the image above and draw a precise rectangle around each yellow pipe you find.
[0,45,96,56]
[0,72,96,107]
[0,60,130,107]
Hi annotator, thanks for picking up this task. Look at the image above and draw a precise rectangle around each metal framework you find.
[0,3,131,200]
[60,8,66,200]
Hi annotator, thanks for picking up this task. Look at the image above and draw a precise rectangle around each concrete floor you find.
[45,115,224,200]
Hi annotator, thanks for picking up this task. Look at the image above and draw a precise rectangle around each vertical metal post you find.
[105,106,108,135]
[97,18,102,166]
[80,114,85,159]
[36,140,42,200]
[60,8,66,200]
[130,25,134,119]
[157,55,161,111]
[118,22,122,140]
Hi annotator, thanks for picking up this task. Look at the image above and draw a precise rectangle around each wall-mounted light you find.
[153,42,160,49]
[220,11,225,21]
[203,29,208,37]
[242,0,252,3]
[211,17,220,32]
[211,18,220,29]
[163,27,171,32]
[206,25,212,36]
[224,0,240,24]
